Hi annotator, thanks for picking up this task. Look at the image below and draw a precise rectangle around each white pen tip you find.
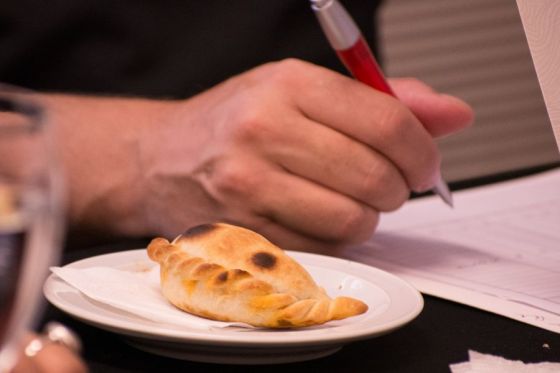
[433,177,454,207]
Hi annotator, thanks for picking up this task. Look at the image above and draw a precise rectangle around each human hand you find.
[11,331,87,373]
[389,77,474,138]
[140,59,473,252]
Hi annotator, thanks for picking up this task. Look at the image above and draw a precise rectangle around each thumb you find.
[389,78,474,138]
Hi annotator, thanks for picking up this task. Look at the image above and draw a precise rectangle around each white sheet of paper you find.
[517,0,560,152]
[341,168,560,333]
[450,350,560,373]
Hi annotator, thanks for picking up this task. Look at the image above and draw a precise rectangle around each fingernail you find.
[413,169,441,193]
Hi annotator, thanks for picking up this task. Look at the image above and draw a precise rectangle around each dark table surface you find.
[40,164,560,373]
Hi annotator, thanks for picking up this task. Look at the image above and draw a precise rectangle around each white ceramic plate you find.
[44,249,423,364]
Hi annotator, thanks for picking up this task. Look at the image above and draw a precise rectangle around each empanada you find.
[147,222,367,328]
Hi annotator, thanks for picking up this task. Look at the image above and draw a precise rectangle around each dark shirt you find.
[0,0,381,98]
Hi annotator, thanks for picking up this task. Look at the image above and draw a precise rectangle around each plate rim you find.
[44,249,423,347]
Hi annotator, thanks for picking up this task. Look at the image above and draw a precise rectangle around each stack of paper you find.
[343,168,560,333]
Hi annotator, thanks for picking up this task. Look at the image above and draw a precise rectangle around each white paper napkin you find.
[50,265,253,330]
[450,350,560,373]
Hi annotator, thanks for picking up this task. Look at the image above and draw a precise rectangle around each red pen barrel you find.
[311,0,453,207]
[336,37,395,97]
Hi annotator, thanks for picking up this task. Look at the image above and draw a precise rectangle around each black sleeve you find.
[0,0,382,97]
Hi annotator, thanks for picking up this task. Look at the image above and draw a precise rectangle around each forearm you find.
[38,93,177,236]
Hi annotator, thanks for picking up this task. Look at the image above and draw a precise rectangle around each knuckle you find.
[271,58,308,75]
[334,205,374,241]
[382,185,409,212]
[361,163,409,211]
[212,162,257,198]
[377,104,412,142]
[257,58,309,90]
[360,162,392,198]
[229,106,271,144]
[231,112,260,142]
[343,208,380,244]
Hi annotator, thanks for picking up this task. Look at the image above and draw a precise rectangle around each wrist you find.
[137,95,215,237]
[40,94,178,236]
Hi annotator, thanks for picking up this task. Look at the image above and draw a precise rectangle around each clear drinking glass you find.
[0,84,65,372]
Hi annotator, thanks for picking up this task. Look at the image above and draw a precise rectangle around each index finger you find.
[288,61,441,192]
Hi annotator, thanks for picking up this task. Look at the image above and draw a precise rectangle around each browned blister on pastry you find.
[147,222,368,328]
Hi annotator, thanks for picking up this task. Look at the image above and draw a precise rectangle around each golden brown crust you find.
[147,223,368,328]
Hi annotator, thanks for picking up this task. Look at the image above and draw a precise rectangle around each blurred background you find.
[379,0,560,183]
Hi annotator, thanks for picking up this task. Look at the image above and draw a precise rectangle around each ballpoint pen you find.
[309,0,454,207]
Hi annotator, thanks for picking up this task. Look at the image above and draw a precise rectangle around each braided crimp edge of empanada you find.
[147,237,368,328]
